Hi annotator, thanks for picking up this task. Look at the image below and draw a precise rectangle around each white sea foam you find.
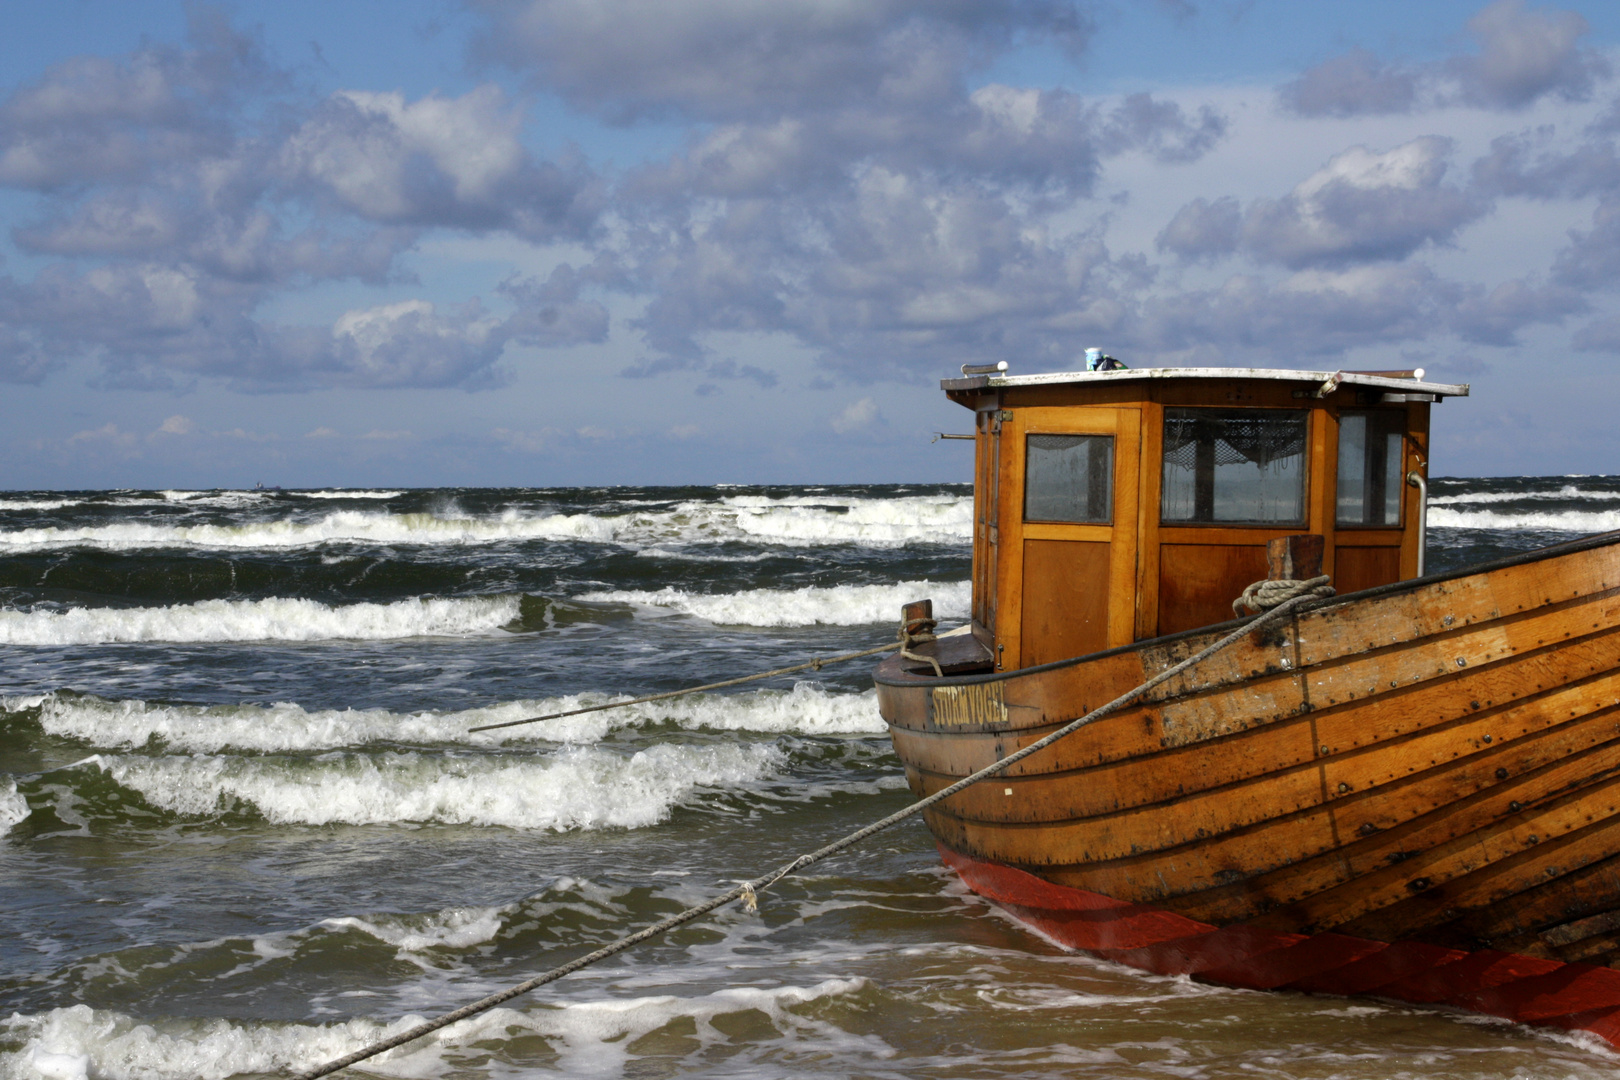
[0,1005,419,1080]
[30,682,883,752]
[301,490,406,500]
[1427,484,1620,506]
[0,978,878,1080]
[0,575,970,645]
[0,778,29,836]
[0,498,82,511]
[0,510,610,552]
[722,493,971,546]
[157,490,271,508]
[0,595,520,645]
[320,906,505,953]
[577,579,971,627]
[0,493,972,553]
[1427,507,1620,532]
[81,742,783,829]
[483,979,887,1076]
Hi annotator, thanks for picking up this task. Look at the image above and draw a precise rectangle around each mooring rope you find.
[469,620,936,734]
[293,590,1324,1080]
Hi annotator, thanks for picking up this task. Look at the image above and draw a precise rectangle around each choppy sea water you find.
[1,478,1618,1080]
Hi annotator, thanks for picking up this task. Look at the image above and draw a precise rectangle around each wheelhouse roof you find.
[940,366,1470,398]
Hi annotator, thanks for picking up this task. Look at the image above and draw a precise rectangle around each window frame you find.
[1335,407,1408,530]
[1023,432,1116,524]
[1159,406,1311,527]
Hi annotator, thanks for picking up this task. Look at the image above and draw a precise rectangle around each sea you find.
[2,476,1619,1080]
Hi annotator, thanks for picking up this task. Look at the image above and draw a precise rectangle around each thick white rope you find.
[1233,574,1335,616]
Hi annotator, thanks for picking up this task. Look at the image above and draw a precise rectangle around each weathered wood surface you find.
[877,534,1620,957]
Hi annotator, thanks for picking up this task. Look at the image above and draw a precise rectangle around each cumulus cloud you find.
[1450,0,1609,109]
[831,397,880,433]
[1467,124,1620,294]
[322,300,505,388]
[489,0,1232,382]
[1449,276,1586,342]
[1280,49,1419,118]
[0,8,606,392]
[0,322,55,383]
[1155,196,1241,261]
[1470,129,1620,199]
[497,264,611,348]
[0,7,274,190]
[1243,139,1484,266]
[628,83,1223,211]
[1136,264,1465,360]
[1122,260,1578,361]
[1278,0,1609,118]
[614,163,1157,378]
[1553,197,1620,289]
[6,0,1613,408]
[281,86,602,239]
[1161,138,1485,269]
[470,0,1094,124]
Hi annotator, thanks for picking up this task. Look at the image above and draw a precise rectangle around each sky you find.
[2,0,1619,489]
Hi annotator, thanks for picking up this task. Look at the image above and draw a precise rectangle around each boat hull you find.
[945,844,1620,1047]
[877,533,1620,1040]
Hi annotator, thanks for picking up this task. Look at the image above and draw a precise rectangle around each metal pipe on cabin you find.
[1407,470,1428,577]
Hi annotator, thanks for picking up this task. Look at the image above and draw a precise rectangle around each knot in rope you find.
[1233,574,1335,616]
[898,614,942,677]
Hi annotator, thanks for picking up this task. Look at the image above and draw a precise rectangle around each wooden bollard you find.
[1267,534,1324,581]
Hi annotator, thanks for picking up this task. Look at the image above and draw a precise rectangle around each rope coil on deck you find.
[291,589,1331,1080]
[1232,574,1334,616]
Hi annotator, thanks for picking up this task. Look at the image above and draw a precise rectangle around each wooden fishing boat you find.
[877,364,1620,1045]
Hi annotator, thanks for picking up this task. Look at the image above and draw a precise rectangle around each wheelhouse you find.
[944,367,1470,670]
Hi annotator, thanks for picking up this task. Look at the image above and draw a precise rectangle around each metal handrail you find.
[1407,470,1428,577]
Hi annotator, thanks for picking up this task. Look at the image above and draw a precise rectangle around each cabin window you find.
[1024,434,1113,523]
[1337,409,1406,526]
[1161,408,1308,524]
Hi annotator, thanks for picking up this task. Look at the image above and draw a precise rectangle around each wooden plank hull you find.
[876,533,1620,1039]
[942,845,1620,1046]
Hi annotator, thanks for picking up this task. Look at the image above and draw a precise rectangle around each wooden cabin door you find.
[999,406,1141,669]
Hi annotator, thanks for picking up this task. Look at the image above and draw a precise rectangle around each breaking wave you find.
[157,491,270,507]
[721,493,971,547]
[576,580,971,627]
[0,777,29,836]
[317,905,506,954]
[0,497,83,511]
[0,494,971,553]
[23,683,884,752]
[0,595,520,645]
[77,742,783,829]
[0,575,969,642]
[299,490,406,500]
[1427,507,1620,532]
[1427,484,1620,506]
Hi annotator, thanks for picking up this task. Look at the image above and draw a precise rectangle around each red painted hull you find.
[944,845,1620,1048]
